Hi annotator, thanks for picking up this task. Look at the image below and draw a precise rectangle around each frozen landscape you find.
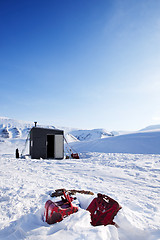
[0,117,160,239]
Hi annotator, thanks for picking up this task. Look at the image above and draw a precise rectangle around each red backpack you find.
[87,193,121,226]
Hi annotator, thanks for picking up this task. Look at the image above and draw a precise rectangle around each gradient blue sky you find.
[1,0,160,131]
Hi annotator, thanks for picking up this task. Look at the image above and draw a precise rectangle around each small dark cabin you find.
[30,127,64,159]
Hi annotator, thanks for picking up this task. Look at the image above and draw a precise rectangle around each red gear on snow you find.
[44,191,78,224]
[87,193,122,226]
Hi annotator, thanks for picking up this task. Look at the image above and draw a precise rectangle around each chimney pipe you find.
[34,121,37,127]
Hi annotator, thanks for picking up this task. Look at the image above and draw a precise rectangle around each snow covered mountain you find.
[72,130,160,155]
[0,117,113,142]
[0,117,114,154]
[69,129,113,141]
[140,124,160,131]
[0,117,34,139]
[1,117,160,155]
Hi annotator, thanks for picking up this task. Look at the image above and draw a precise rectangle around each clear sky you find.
[1,0,160,131]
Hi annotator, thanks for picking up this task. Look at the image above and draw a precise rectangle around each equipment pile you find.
[44,189,122,227]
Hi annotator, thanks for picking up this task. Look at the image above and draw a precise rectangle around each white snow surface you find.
[0,152,160,240]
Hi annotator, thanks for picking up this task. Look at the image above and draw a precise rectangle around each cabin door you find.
[47,135,55,158]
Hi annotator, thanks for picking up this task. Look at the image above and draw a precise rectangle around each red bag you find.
[87,193,121,226]
[44,191,78,224]
[71,153,79,159]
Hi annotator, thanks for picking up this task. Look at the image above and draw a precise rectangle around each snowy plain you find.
[0,117,160,239]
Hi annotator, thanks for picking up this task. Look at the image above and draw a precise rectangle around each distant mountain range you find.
[1,116,160,142]
[1,117,160,155]
[0,117,114,142]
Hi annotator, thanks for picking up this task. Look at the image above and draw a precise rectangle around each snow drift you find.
[71,130,160,155]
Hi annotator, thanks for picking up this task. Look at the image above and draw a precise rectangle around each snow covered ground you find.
[0,152,160,240]
[0,117,160,239]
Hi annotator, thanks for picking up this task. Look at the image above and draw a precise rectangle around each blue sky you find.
[1,0,160,131]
